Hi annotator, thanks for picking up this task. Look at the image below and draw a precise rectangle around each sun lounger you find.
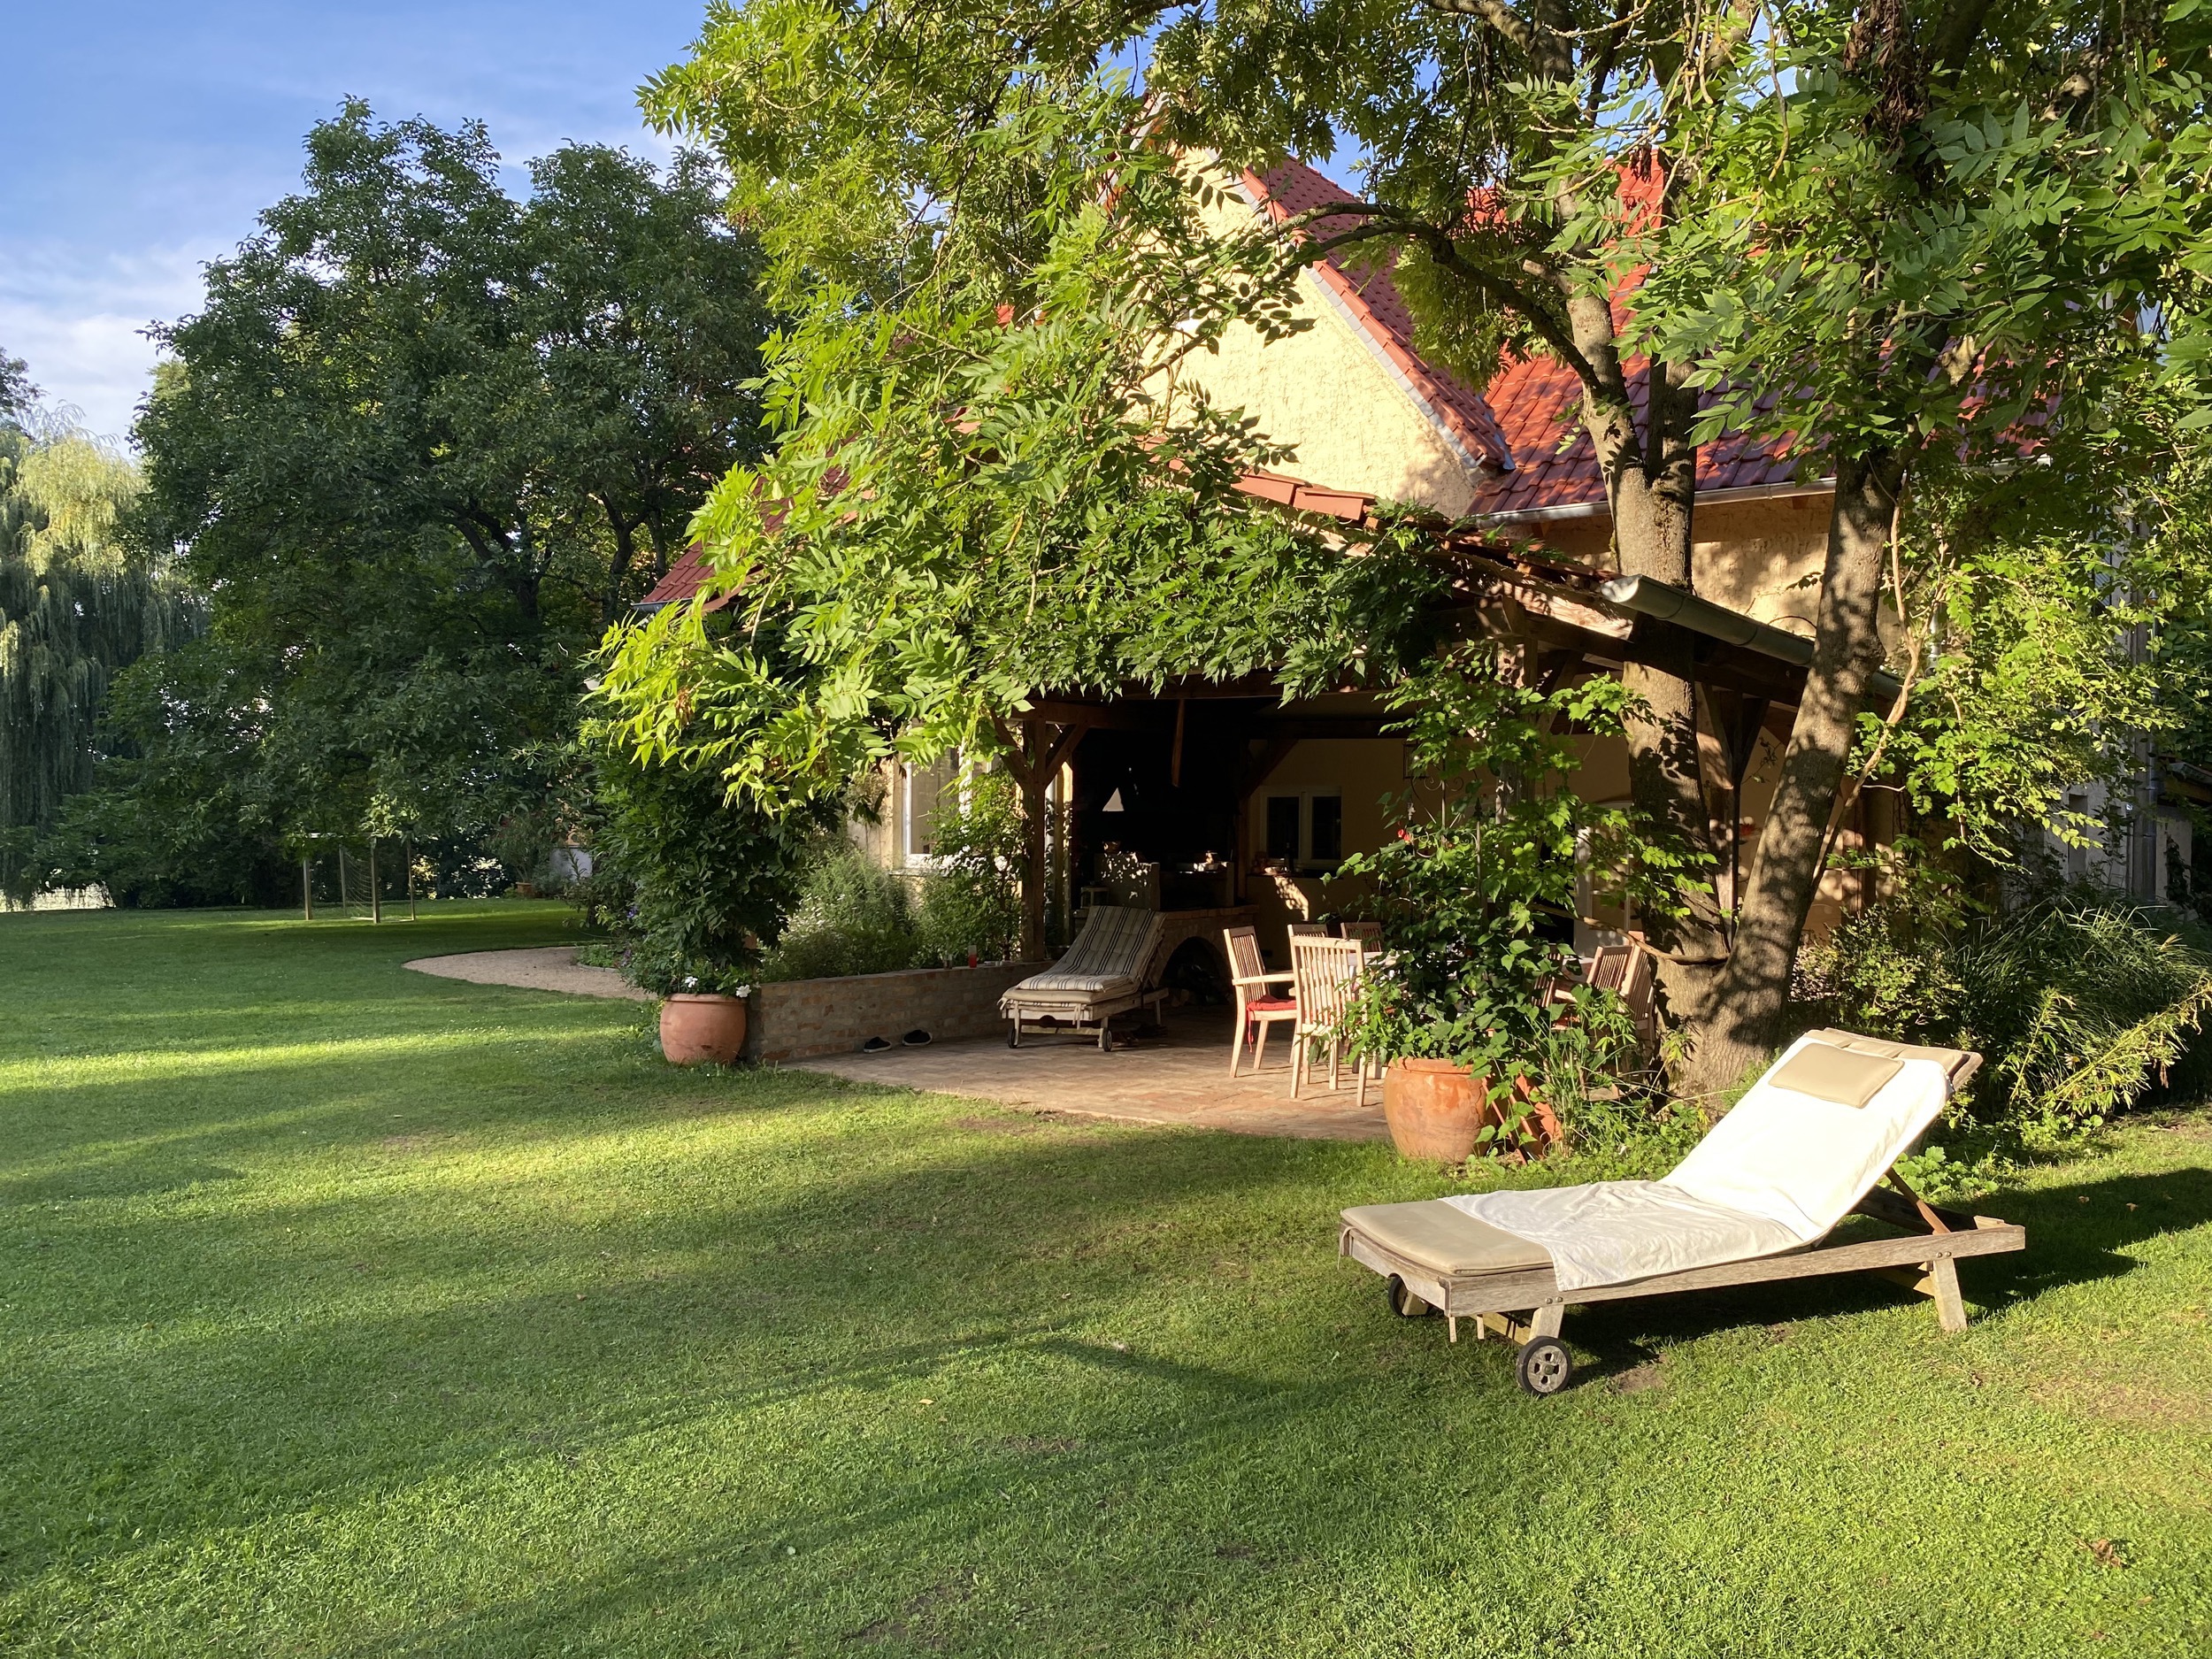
[1000,905,1167,1051]
[1339,1029,2024,1394]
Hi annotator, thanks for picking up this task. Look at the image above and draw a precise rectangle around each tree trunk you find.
[993,714,1079,963]
[1607,372,1728,1021]
[601,508,640,626]
[1688,449,1901,1093]
[1576,341,1727,1023]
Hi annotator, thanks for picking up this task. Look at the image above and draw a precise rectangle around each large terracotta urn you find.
[1381,1059,1497,1161]
[659,993,749,1065]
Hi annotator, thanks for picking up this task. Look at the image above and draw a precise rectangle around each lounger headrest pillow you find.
[1769,1041,1903,1109]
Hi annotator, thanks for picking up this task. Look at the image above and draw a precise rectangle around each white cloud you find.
[0,242,219,447]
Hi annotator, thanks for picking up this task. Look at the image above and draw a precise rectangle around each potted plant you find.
[1339,646,1694,1162]
[657,967,756,1064]
[574,736,833,1067]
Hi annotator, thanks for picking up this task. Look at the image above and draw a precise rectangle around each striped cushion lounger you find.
[999,906,1168,1052]
[1339,1030,2026,1394]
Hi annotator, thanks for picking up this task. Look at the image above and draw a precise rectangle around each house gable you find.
[1169,159,1511,518]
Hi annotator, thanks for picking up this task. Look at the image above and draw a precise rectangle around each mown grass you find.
[2,903,2208,1656]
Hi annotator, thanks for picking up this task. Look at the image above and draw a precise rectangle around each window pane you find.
[1310,795,1343,863]
[1265,795,1302,862]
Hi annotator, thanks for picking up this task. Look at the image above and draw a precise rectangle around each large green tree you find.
[648,0,1747,1002]
[599,88,1450,956]
[632,0,2211,1073]
[1632,0,2212,1085]
[109,103,776,878]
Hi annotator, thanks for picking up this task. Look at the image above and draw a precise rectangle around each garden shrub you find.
[583,742,826,995]
[758,845,925,981]
[910,770,1023,966]
[1339,643,1706,1157]
[1797,881,2212,1149]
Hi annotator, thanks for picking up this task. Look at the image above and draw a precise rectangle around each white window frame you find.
[902,751,980,869]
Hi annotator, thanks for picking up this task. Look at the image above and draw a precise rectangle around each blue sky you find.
[4,3,710,443]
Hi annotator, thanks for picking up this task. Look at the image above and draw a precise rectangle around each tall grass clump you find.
[1798,886,2212,1151]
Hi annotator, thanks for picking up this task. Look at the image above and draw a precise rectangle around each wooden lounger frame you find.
[1340,1040,2024,1358]
[1007,986,1169,1052]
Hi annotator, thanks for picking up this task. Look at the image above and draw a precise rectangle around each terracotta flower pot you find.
[659,993,749,1065]
[1381,1058,1500,1161]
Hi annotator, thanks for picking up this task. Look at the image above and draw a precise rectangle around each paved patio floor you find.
[792,1010,1387,1141]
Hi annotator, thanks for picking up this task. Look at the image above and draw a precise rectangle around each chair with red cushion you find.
[1225,926,1298,1076]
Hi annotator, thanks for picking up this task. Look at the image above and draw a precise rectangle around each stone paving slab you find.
[404,946,651,1002]
[792,1010,1387,1142]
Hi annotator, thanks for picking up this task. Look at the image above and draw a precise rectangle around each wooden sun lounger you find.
[1339,1033,2025,1394]
[1000,905,1168,1052]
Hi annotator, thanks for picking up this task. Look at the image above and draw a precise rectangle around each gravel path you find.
[403,946,652,1002]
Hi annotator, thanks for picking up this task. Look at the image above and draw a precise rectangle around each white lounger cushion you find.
[1444,1034,1955,1293]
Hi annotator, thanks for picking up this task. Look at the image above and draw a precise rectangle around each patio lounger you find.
[1000,905,1167,1051]
[1339,1029,2024,1394]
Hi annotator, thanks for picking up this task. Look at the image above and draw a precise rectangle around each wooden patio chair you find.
[1224,926,1297,1077]
[1288,934,1373,1104]
[1340,919,1384,948]
[1339,1031,2024,1394]
[1287,921,1329,939]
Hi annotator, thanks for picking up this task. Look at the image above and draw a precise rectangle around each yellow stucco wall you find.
[1538,495,1831,634]
[1168,184,1486,515]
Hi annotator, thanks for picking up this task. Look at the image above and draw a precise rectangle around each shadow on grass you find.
[1517,1165,2212,1382]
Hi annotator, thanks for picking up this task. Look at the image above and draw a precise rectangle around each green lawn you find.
[2,905,2208,1656]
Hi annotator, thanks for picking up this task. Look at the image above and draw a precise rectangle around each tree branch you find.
[1419,0,1538,58]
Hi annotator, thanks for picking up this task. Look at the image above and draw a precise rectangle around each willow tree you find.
[0,398,201,898]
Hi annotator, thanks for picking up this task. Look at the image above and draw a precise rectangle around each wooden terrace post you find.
[994,713,1084,963]
[302,856,313,922]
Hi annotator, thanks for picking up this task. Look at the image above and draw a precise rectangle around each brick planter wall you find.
[742,961,1043,1064]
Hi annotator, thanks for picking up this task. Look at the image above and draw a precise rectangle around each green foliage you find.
[0,412,202,899]
[111,102,773,890]
[598,85,1443,810]
[758,844,924,982]
[585,742,826,997]
[1798,881,2212,1149]
[910,769,1024,967]
[1340,644,1702,1144]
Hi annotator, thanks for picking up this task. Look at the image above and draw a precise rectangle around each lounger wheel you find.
[1515,1336,1572,1395]
[1383,1275,1433,1318]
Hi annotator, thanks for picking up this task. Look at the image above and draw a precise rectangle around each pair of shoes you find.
[860,1030,933,1054]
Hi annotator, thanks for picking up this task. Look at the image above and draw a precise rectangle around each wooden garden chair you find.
[1288,934,1373,1103]
[1224,926,1297,1077]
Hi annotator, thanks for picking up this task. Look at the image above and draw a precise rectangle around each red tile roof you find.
[640,541,715,608]
[1246,157,1804,518]
[639,157,1812,611]
[1241,162,1516,473]
[1479,355,1803,517]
